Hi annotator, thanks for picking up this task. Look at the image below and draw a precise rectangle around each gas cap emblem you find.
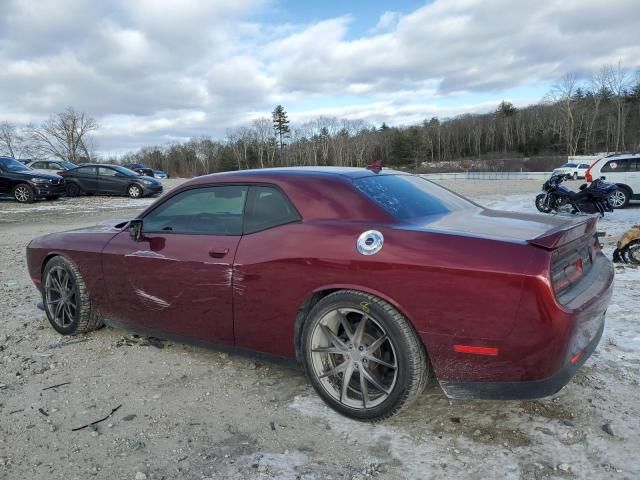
[356,230,384,256]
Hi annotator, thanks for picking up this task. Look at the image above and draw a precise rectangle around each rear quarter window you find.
[601,159,630,173]
[353,175,473,220]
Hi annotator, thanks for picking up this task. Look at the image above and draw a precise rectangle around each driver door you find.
[101,185,248,344]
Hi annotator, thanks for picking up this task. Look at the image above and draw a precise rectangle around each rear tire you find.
[608,188,630,209]
[42,256,104,335]
[572,172,578,180]
[301,290,428,421]
[13,184,34,203]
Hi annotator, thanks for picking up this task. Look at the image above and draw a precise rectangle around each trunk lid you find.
[403,208,595,246]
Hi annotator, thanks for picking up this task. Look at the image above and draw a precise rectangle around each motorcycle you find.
[535,173,619,216]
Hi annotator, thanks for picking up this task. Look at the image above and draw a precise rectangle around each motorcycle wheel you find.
[535,194,551,213]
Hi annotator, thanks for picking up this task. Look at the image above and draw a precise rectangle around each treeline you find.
[1,63,638,177]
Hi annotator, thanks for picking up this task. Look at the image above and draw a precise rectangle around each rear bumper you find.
[439,318,604,399]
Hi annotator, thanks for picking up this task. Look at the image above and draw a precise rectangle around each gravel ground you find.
[0,179,638,480]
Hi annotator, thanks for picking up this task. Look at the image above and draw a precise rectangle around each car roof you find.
[195,166,409,181]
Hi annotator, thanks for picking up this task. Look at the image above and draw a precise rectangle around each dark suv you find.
[123,163,155,177]
[0,156,66,203]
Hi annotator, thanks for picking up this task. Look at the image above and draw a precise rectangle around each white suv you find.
[586,153,640,208]
[552,162,591,179]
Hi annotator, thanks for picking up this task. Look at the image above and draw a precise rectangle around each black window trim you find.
[138,182,302,237]
[140,184,249,237]
[242,184,302,235]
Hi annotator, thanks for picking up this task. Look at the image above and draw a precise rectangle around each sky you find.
[1,0,639,156]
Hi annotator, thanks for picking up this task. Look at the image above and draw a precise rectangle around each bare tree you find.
[27,107,98,162]
[605,62,633,152]
[548,74,579,155]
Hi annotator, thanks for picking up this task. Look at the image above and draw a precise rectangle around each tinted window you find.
[74,166,96,176]
[98,167,118,176]
[354,175,473,220]
[579,164,589,168]
[31,161,47,169]
[561,163,577,167]
[244,186,300,234]
[143,186,247,235]
[601,159,630,173]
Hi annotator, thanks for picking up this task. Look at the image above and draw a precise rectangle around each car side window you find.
[243,186,300,234]
[31,162,45,169]
[98,167,118,176]
[143,186,248,235]
[601,159,629,173]
[75,166,96,176]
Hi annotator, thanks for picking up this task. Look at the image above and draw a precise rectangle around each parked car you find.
[61,164,163,198]
[585,153,640,208]
[26,167,613,420]
[27,159,77,175]
[552,162,591,179]
[123,163,155,177]
[0,156,66,203]
[153,170,168,179]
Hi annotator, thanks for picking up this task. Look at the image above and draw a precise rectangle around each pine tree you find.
[272,105,290,159]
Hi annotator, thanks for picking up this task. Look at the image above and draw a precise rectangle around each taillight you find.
[585,159,600,183]
[551,241,593,295]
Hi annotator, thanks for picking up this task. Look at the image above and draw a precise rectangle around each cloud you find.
[0,0,639,155]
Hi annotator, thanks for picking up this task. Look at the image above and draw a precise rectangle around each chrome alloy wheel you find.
[14,185,31,202]
[309,308,398,409]
[45,266,78,328]
[608,190,626,208]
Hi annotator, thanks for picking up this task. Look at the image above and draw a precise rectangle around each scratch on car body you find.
[135,289,171,309]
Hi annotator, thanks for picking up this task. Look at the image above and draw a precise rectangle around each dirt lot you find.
[0,178,638,480]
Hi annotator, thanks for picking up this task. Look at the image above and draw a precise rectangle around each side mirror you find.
[600,176,606,180]
[128,219,144,241]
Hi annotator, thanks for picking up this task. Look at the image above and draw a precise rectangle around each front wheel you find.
[14,183,34,203]
[535,193,551,213]
[66,182,81,197]
[128,184,143,198]
[42,256,103,335]
[608,189,629,209]
[302,290,428,421]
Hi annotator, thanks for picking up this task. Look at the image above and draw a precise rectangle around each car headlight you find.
[141,179,154,184]
[31,178,52,184]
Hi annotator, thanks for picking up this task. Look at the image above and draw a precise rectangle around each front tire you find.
[608,188,630,209]
[14,183,34,203]
[42,256,103,335]
[302,290,428,421]
[128,184,143,198]
[535,193,551,213]
[66,182,81,197]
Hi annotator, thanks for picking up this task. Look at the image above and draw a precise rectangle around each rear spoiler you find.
[527,215,599,249]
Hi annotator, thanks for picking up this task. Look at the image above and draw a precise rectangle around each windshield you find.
[561,163,577,167]
[0,157,31,172]
[354,174,474,220]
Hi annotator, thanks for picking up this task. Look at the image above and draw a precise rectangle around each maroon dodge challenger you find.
[26,167,613,420]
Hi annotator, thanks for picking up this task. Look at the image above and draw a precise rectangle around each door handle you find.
[209,248,229,258]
